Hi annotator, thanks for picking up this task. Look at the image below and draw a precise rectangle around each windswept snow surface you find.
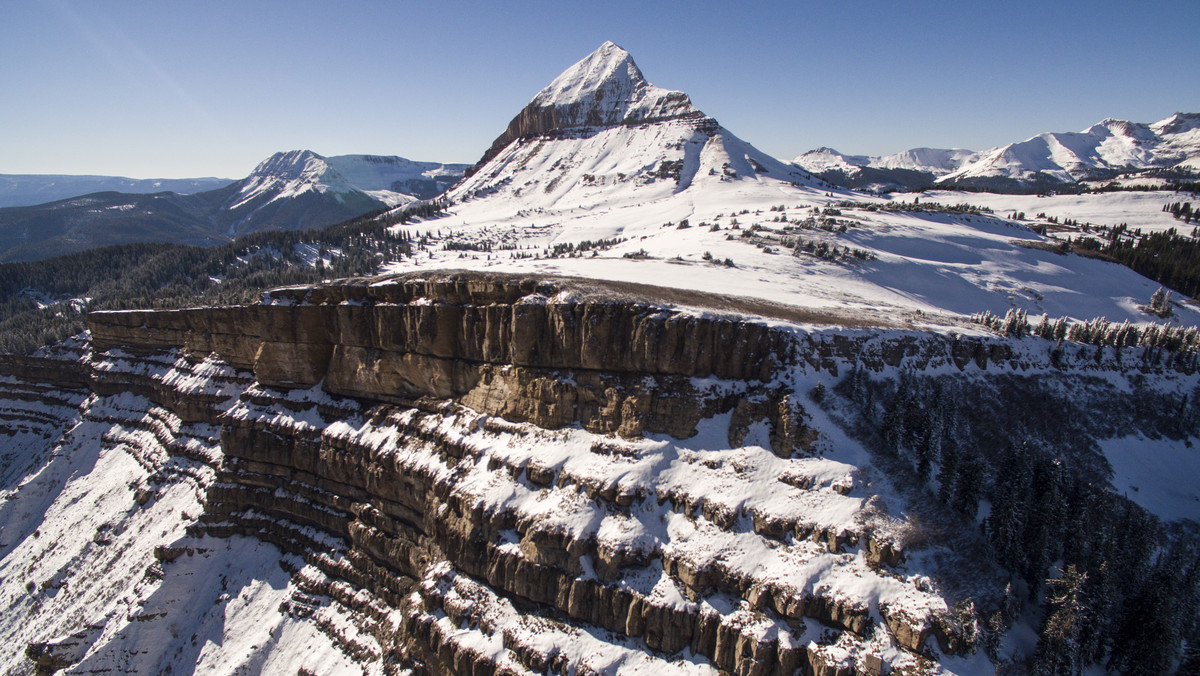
[1102,435,1200,522]
[388,182,1200,326]
[898,189,1197,235]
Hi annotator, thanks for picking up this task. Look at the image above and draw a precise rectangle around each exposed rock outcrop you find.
[65,271,979,673]
[15,269,1192,674]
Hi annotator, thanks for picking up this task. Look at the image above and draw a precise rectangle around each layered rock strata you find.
[10,270,1192,674]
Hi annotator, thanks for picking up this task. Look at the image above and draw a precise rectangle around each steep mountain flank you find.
[3,271,1198,674]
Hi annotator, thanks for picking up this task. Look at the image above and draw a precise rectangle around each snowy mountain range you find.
[795,112,1200,192]
[0,151,467,261]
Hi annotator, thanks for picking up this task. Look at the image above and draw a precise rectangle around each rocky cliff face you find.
[4,270,1196,675]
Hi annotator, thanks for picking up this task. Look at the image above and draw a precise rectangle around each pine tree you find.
[987,442,1033,571]
[1034,564,1088,676]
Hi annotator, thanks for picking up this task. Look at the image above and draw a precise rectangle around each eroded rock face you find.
[40,270,1192,675]
[64,272,982,673]
[88,271,1105,450]
[89,274,802,447]
[11,268,1199,674]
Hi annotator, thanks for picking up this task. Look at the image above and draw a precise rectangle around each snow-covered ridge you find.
[792,147,978,177]
[325,154,467,194]
[229,150,468,214]
[795,112,1200,189]
[939,112,1200,185]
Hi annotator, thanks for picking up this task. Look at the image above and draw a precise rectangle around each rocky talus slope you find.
[3,271,1196,675]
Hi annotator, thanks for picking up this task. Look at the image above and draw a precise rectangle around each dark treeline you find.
[835,371,1200,674]
[0,201,446,354]
[1071,226,1200,298]
[1166,201,1197,224]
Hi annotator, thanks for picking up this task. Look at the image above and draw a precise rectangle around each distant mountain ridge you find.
[0,174,234,208]
[0,151,468,261]
[795,112,1200,192]
[943,113,1200,189]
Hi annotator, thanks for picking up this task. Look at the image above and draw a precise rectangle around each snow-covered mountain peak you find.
[220,150,387,236]
[250,149,334,183]
[523,41,701,131]
[935,112,1200,187]
[791,147,869,173]
[230,150,357,210]
[531,41,646,108]
[1081,118,1155,144]
[1152,112,1200,135]
[440,42,824,241]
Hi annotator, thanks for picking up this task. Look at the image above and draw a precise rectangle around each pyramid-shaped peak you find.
[466,42,707,173]
[520,41,700,129]
[531,41,647,108]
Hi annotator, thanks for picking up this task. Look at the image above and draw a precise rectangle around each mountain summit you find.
[452,41,821,214]
[527,41,701,128]
[469,42,708,173]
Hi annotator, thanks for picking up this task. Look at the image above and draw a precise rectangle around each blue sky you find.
[3,0,1198,178]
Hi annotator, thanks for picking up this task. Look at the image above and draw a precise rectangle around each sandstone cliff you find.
[3,270,1196,675]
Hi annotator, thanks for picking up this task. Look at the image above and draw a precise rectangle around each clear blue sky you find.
[3,0,1198,179]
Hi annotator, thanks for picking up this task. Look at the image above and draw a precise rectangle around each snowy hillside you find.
[325,154,467,202]
[207,150,469,236]
[227,150,365,210]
